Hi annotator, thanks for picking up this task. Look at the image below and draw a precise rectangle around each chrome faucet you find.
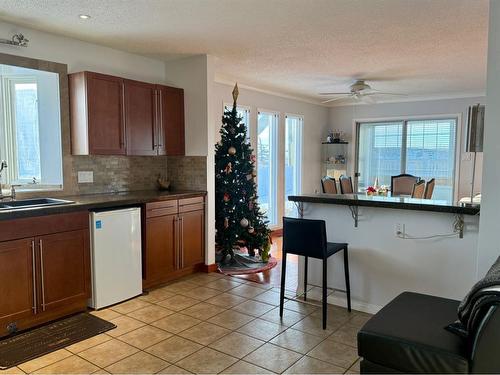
[0,160,7,199]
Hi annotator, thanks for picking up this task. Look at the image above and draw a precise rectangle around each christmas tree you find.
[215,84,271,263]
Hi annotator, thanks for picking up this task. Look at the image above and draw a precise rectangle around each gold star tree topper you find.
[232,83,239,106]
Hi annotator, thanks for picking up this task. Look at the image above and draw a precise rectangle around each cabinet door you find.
[125,80,157,156]
[145,214,178,285]
[87,72,126,155]
[37,230,89,313]
[179,209,204,268]
[0,239,35,334]
[157,86,185,156]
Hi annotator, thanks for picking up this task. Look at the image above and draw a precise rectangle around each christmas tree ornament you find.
[248,226,255,233]
[240,218,249,228]
[224,162,232,174]
[228,146,236,155]
[224,217,229,228]
[223,192,230,202]
[246,174,253,180]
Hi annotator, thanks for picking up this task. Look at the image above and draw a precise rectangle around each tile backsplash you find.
[167,156,207,191]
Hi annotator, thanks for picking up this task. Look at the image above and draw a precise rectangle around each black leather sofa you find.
[357,291,500,373]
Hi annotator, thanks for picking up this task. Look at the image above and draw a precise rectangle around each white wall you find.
[212,82,329,198]
[0,21,166,82]
[328,97,486,199]
[477,0,500,278]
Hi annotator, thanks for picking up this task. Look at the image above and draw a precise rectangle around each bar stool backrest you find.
[339,175,354,194]
[321,177,337,194]
[283,217,327,259]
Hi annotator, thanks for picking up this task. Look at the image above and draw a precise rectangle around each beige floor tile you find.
[157,295,200,312]
[221,360,275,374]
[90,309,121,321]
[175,347,238,374]
[243,343,302,373]
[246,281,273,290]
[127,304,174,323]
[209,332,265,359]
[309,306,353,326]
[252,290,281,306]
[228,284,265,299]
[205,278,243,292]
[270,328,324,354]
[78,339,139,368]
[232,300,275,317]
[186,273,223,285]
[284,300,318,315]
[110,298,152,314]
[346,358,361,374]
[284,355,345,374]
[178,321,231,345]
[237,318,287,341]
[291,316,340,338]
[179,286,221,301]
[307,340,359,369]
[260,307,307,327]
[348,312,372,327]
[105,351,168,374]
[66,334,112,354]
[18,349,73,373]
[145,336,203,363]
[181,302,226,320]
[207,310,254,330]
[0,367,24,374]
[162,281,198,293]
[205,293,247,308]
[157,364,193,374]
[117,325,172,349]
[139,288,176,303]
[33,355,99,374]
[151,313,202,334]
[108,316,146,337]
[328,323,360,348]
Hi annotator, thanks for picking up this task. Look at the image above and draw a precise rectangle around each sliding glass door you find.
[284,115,302,217]
[356,118,457,202]
[257,111,279,225]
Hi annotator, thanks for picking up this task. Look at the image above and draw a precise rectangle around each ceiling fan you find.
[319,79,407,104]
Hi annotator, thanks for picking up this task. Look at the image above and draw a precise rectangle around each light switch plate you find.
[78,171,94,183]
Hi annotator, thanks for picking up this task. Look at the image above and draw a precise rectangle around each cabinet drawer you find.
[179,203,205,213]
[146,200,178,218]
[179,196,204,206]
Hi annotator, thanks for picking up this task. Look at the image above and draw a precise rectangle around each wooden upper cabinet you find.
[0,238,35,334]
[124,80,158,156]
[69,71,185,156]
[69,72,126,155]
[157,85,185,156]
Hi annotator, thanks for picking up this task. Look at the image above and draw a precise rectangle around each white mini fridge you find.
[89,207,143,309]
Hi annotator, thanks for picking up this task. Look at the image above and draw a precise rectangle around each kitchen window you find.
[356,117,457,202]
[284,114,303,217]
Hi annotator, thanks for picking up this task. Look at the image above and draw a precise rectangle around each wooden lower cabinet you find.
[0,212,90,337]
[143,196,205,289]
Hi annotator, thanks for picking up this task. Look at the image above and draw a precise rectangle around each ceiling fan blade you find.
[321,95,352,104]
[363,92,408,97]
[318,92,352,96]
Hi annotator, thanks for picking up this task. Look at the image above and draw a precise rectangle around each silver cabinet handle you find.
[31,240,37,314]
[179,217,184,268]
[175,216,180,269]
[39,239,46,312]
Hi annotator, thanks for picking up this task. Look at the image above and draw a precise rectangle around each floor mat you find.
[0,313,116,370]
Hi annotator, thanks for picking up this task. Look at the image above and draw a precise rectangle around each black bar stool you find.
[280,217,351,329]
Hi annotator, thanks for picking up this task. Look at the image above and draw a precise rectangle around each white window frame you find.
[352,113,462,202]
[1,75,41,185]
[283,113,303,218]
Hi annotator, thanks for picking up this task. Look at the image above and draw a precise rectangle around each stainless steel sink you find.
[0,198,74,210]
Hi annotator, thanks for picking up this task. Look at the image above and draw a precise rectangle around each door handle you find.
[31,240,37,314]
[39,239,46,312]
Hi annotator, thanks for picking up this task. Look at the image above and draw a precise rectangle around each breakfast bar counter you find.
[287,193,481,315]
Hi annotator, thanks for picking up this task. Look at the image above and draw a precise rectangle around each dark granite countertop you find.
[0,190,207,221]
[288,193,480,215]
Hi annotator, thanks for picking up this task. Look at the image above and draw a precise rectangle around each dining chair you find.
[411,180,426,198]
[391,174,419,196]
[424,178,435,199]
[339,175,354,194]
[321,177,338,194]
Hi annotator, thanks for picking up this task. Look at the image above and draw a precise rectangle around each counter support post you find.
[348,205,359,227]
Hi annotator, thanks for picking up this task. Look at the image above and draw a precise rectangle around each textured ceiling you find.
[0,0,489,104]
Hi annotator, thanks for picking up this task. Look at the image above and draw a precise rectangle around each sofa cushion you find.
[358,292,469,373]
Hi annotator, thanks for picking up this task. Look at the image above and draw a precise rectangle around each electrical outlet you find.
[395,223,404,238]
[78,171,93,183]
